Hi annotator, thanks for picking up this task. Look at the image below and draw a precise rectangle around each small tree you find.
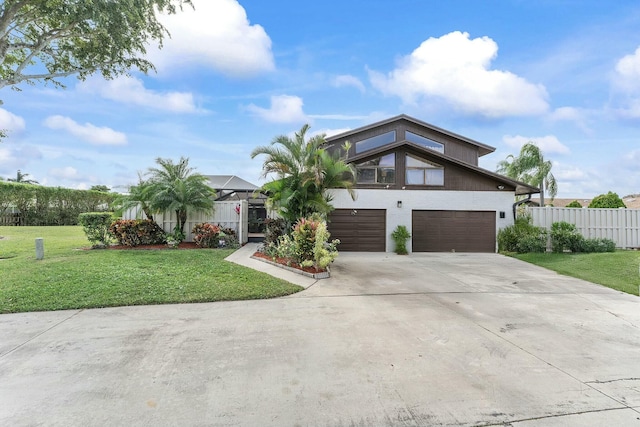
[566,200,582,208]
[391,225,411,255]
[588,192,625,209]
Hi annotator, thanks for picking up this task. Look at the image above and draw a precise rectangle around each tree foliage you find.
[145,156,216,236]
[588,192,626,209]
[7,169,38,184]
[0,0,191,99]
[496,142,557,206]
[112,173,155,221]
[566,200,582,208]
[251,124,355,225]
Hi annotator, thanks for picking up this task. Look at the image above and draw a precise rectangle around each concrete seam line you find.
[480,406,635,426]
[0,309,85,359]
[474,322,638,414]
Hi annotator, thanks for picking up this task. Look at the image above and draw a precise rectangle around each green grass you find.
[0,226,303,314]
[511,251,640,296]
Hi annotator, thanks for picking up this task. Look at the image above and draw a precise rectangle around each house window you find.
[406,131,444,153]
[355,131,396,153]
[356,153,395,184]
[405,154,444,185]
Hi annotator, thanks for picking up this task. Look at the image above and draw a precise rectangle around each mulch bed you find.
[251,251,327,274]
[84,242,202,250]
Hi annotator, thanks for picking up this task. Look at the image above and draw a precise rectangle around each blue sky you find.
[1,0,640,198]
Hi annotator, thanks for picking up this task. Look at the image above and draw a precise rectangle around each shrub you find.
[550,221,583,253]
[588,192,625,208]
[576,237,616,253]
[264,218,288,245]
[109,219,166,246]
[311,221,339,269]
[566,200,582,208]
[79,212,115,248]
[516,234,547,253]
[391,225,411,255]
[192,223,221,248]
[292,216,320,263]
[498,215,547,253]
[218,227,239,249]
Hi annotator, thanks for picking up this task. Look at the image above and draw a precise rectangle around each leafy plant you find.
[78,212,114,248]
[550,221,582,253]
[109,219,166,247]
[391,225,411,255]
[497,215,547,253]
[264,218,288,245]
[588,192,626,208]
[566,200,582,208]
[192,223,221,248]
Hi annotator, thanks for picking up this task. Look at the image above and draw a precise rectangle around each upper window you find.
[406,131,444,153]
[356,153,395,184]
[355,131,396,153]
[405,154,444,186]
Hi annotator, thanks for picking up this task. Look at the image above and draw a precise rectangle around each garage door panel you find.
[328,209,386,252]
[412,210,495,253]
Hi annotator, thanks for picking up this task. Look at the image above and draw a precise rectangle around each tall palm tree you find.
[251,124,355,224]
[497,142,557,206]
[146,157,216,236]
[8,170,38,184]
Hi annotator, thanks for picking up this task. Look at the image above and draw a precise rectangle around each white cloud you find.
[614,46,640,91]
[151,0,274,77]
[332,75,366,93]
[0,108,26,133]
[554,164,588,181]
[43,116,127,146]
[503,135,570,155]
[0,145,42,174]
[548,106,592,134]
[309,128,351,138]
[49,166,83,181]
[369,31,549,118]
[246,95,308,123]
[79,76,198,113]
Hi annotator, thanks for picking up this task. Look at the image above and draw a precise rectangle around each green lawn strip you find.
[0,226,302,314]
[511,251,640,296]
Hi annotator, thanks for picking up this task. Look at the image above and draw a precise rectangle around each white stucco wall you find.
[327,189,516,252]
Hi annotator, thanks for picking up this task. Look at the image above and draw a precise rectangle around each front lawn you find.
[0,226,303,314]
[511,251,640,296]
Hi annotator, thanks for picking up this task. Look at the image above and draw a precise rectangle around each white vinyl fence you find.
[123,201,249,244]
[528,207,640,249]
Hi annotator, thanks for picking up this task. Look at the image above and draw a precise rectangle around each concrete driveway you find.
[1,249,639,426]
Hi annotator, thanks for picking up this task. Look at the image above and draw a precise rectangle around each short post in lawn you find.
[35,238,44,260]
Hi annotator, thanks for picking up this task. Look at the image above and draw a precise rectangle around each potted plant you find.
[391,225,411,255]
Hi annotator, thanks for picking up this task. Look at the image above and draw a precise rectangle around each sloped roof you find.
[325,114,496,157]
[204,175,258,192]
[346,140,539,196]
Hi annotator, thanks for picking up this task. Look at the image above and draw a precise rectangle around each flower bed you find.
[251,251,330,279]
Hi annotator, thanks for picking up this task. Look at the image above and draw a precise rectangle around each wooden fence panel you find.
[528,207,640,249]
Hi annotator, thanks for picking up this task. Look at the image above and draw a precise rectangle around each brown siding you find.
[328,209,386,251]
[412,210,496,252]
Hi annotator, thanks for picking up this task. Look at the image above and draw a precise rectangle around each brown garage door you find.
[328,209,386,251]
[412,210,496,252]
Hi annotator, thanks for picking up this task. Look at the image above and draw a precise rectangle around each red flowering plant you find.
[192,223,221,248]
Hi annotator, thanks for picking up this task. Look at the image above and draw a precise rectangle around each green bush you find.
[78,212,115,248]
[218,227,239,249]
[0,182,114,226]
[588,192,625,208]
[498,215,547,253]
[109,219,166,246]
[583,238,616,253]
[391,225,411,255]
[516,234,547,253]
[566,200,582,208]
[550,221,583,253]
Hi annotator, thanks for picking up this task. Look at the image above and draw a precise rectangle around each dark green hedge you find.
[0,182,115,226]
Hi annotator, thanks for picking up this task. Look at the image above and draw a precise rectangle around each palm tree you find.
[8,170,38,184]
[145,157,216,236]
[251,124,355,224]
[497,142,557,206]
[112,173,155,221]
